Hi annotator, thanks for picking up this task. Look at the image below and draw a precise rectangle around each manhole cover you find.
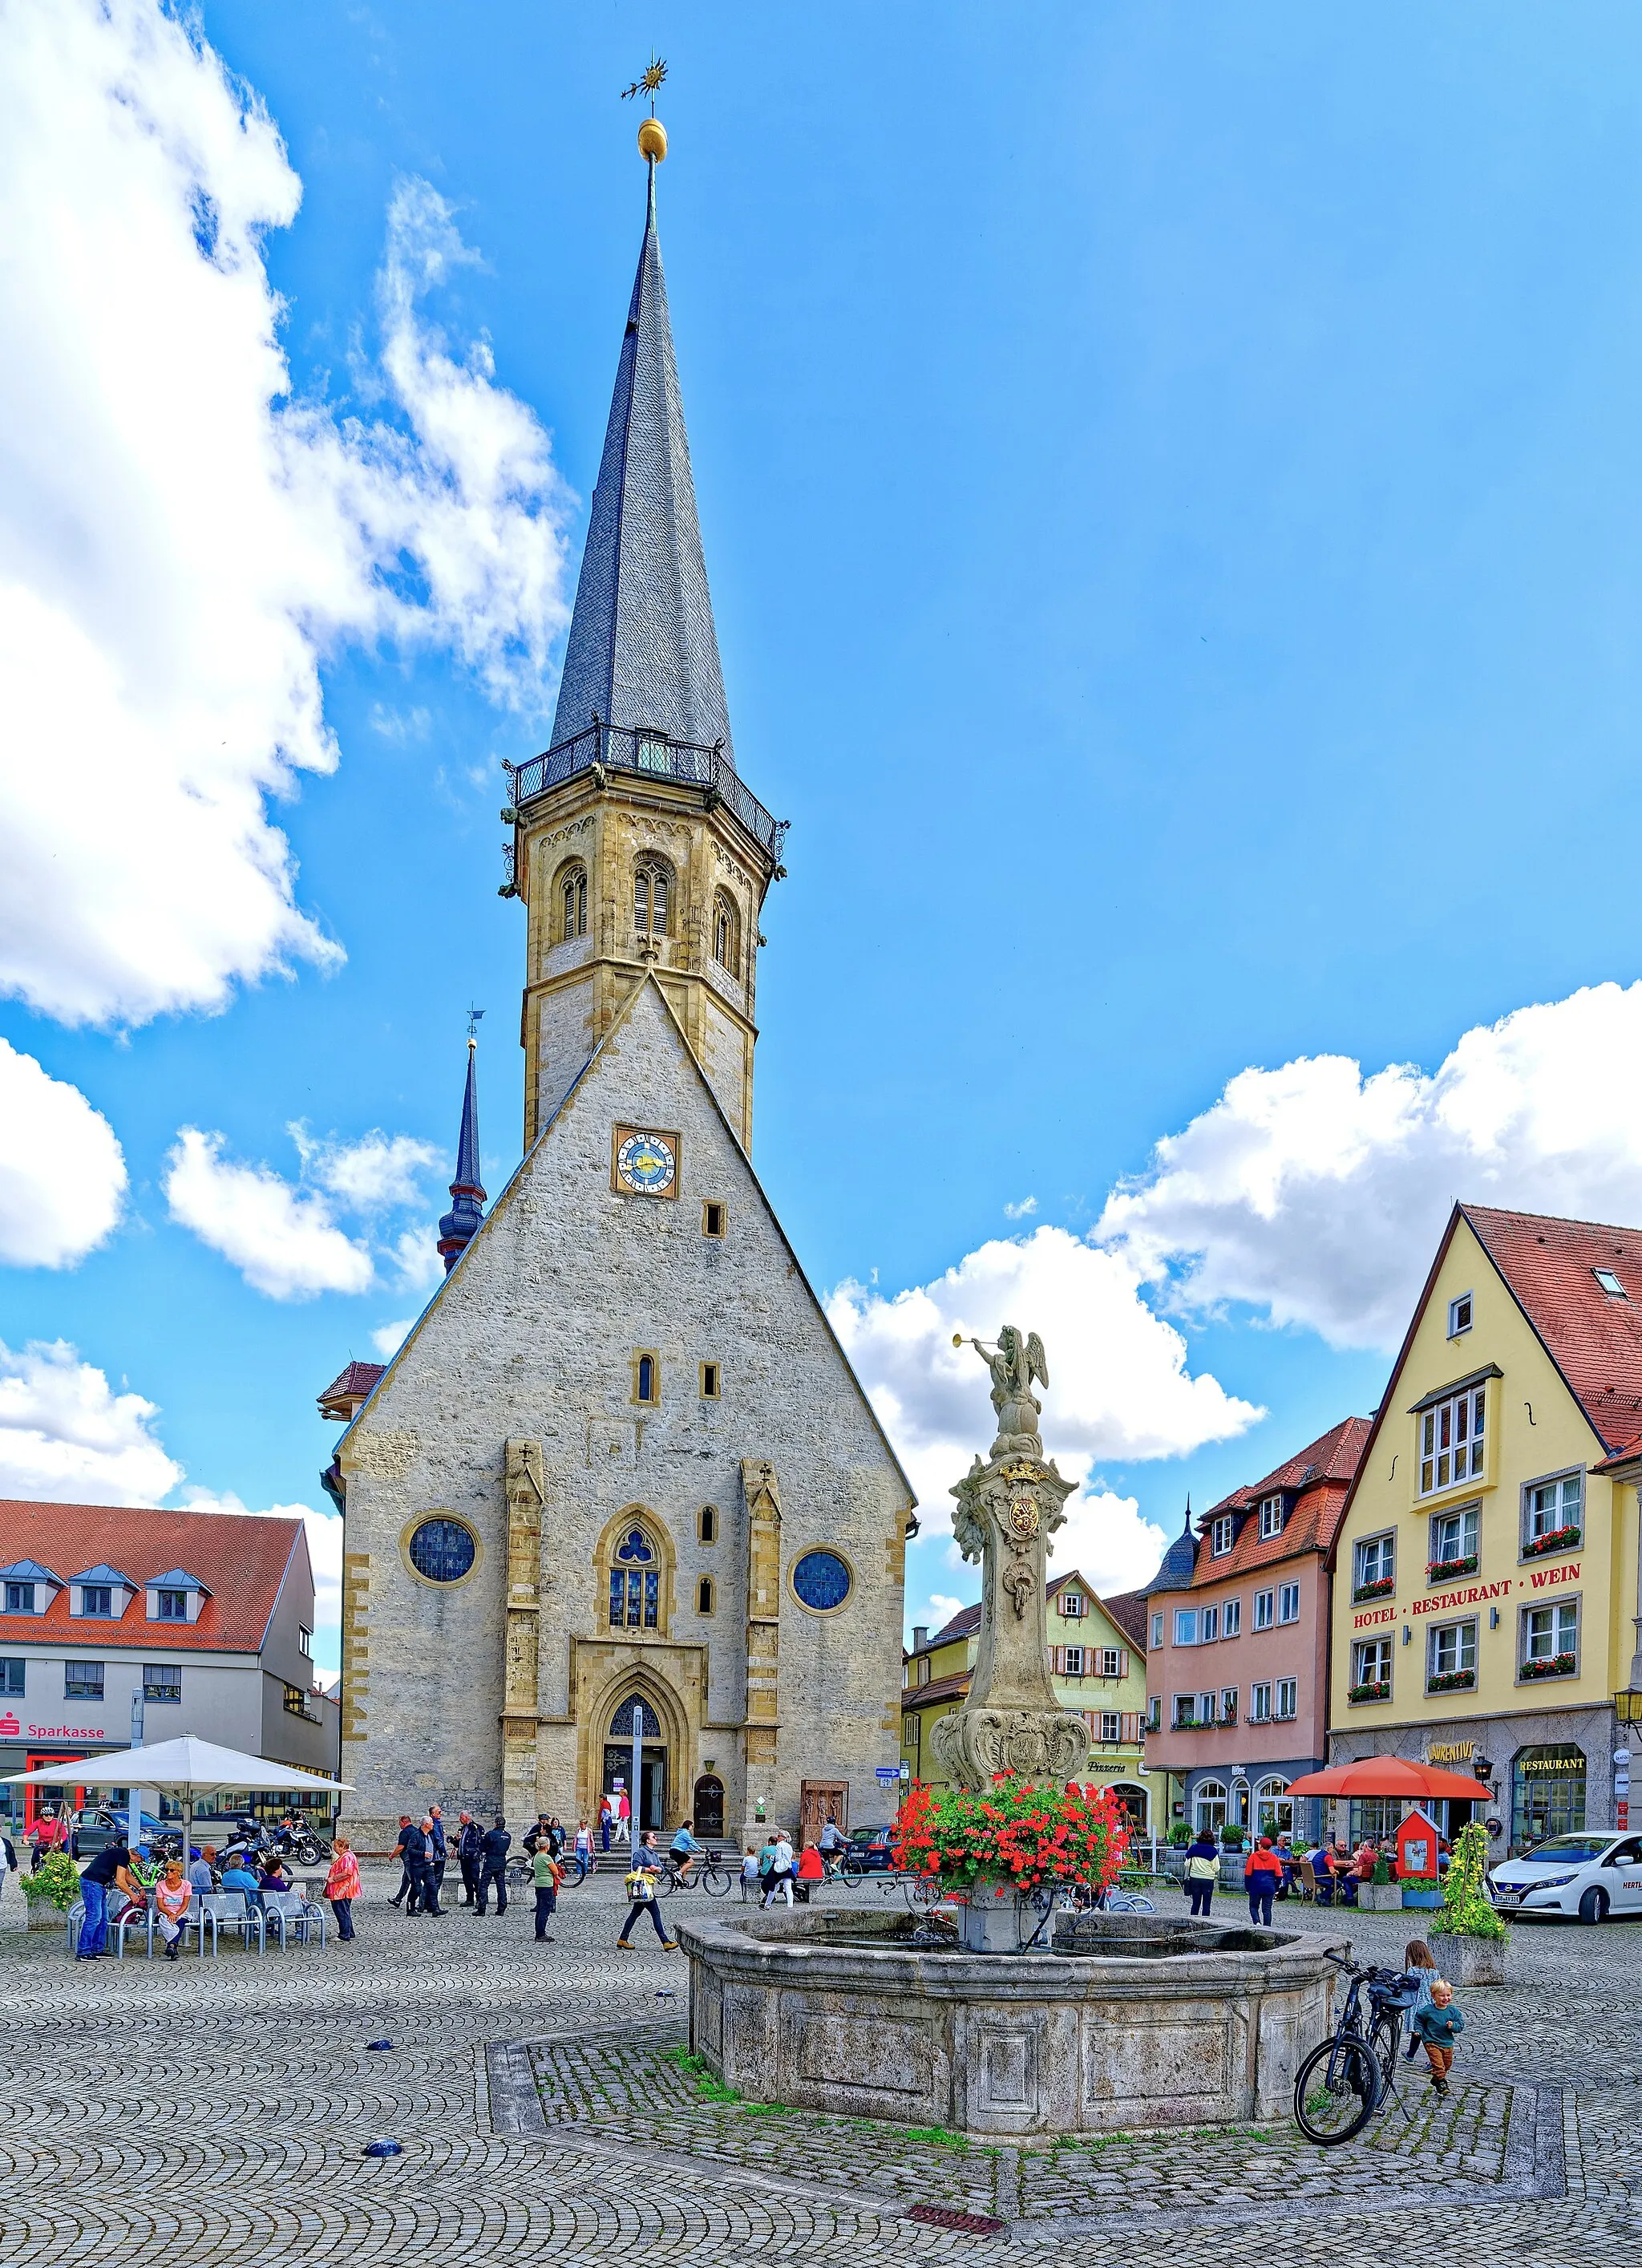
[908,2205,1006,2235]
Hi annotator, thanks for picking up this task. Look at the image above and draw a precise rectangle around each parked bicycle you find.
[505,1847,593,1889]
[1292,1953,1420,2144]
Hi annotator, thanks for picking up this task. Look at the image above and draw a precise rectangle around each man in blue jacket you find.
[425,1807,447,1916]
[455,1812,482,1905]
[475,1816,511,1915]
[394,1815,429,1914]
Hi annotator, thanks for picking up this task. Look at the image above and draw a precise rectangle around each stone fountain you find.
[676,1324,1343,2136]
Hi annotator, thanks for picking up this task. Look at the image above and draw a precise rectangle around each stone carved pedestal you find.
[931,1326,1090,1792]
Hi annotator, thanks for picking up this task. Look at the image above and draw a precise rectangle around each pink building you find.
[1143,1419,1369,1840]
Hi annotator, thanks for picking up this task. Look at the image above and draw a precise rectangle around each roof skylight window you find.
[1594,1268,1628,1299]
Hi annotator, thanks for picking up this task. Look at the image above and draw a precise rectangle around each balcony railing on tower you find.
[506,723,789,868]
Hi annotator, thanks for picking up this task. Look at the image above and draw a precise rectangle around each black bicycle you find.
[1292,1954,1419,2145]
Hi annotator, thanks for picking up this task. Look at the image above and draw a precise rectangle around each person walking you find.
[456,1812,482,1906]
[1412,1978,1463,2094]
[616,1845,675,1950]
[325,1837,361,1942]
[574,1818,593,1871]
[154,1861,192,1961]
[761,1830,795,1909]
[393,1815,429,1914]
[388,1816,415,1910]
[1183,1829,1219,1918]
[1244,1836,1284,1926]
[426,1807,448,1914]
[599,1798,613,1853]
[75,1837,135,1960]
[613,1788,632,1848]
[1402,1940,1442,2059]
[532,1843,564,1942]
[476,1816,511,1914]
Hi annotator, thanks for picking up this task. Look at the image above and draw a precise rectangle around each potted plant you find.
[20,1850,80,1932]
[1429,1820,1508,1985]
[893,1776,1130,1950]
[1359,1854,1402,1912]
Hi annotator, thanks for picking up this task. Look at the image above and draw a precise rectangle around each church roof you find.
[548,164,734,766]
[437,1038,487,1273]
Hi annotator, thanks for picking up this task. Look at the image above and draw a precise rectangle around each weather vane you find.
[467,1006,485,1043]
[621,54,668,114]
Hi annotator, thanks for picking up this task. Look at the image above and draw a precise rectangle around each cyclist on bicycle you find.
[817,1816,847,1878]
[669,1817,704,1884]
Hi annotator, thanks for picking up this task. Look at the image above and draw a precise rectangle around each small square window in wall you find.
[633,1352,661,1405]
[1448,1292,1474,1337]
[698,1505,718,1545]
[143,1664,180,1703]
[702,1201,726,1238]
[155,1589,187,1622]
[700,1362,721,1400]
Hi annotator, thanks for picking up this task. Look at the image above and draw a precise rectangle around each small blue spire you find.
[437,1030,487,1274]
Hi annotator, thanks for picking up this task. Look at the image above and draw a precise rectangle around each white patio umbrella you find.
[3,1735,350,1870]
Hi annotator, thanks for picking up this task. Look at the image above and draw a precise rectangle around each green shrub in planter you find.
[1219,1825,1246,1851]
[1430,1820,1505,1942]
[1372,1857,1393,1886]
[1167,1822,1191,1847]
[21,1853,79,1910]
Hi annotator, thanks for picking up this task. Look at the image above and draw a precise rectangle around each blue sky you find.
[6,2,1642,1669]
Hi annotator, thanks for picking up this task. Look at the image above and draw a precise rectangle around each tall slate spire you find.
[548,160,735,766]
[436,1034,487,1274]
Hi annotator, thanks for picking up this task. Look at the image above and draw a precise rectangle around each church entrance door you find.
[693,1775,725,1840]
[603,1743,666,1833]
[799,1779,849,1849]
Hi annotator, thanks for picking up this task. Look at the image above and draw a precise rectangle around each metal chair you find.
[179,1896,219,1958]
[265,1889,326,1948]
[113,1889,156,1959]
[200,1890,265,1952]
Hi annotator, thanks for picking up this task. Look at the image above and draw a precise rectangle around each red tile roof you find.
[0,1502,304,1655]
[1157,1416,1371,1594]
[1462,1205,1642,1451]
[914,1573,1149,1654]
[1099,1587,1150,1651]
[317,1361,385,1420]
[904,1669,973,1707]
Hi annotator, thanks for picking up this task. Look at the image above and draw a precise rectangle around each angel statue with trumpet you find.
[952,1324,1048,1457]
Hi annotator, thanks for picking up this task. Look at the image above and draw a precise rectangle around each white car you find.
[1490,1832,1642,1923]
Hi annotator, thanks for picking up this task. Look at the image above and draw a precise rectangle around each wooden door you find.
[799,1780,848,1849]
[693,1775,725,1839]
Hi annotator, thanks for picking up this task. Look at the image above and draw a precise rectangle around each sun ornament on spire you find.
[622,53,669,163]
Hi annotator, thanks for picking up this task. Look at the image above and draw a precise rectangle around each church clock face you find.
[613,1124,679,1198]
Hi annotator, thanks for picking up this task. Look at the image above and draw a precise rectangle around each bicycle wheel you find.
[1369,2012,1401,2101]
[701,1861,734,1899]
[842,1851,868,1884]
[1292,2037,1381,2146]
[656,1865,678,1898]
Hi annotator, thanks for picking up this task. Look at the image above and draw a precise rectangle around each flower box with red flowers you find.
[1426,1669,1476,1694]
[1352,1577,1395,1603]
[1347,1679,1390,1704]
[1522,1526,1580,1561]
[1426,1554,1478,1584]
[1519,1650,1577,1681]
[892,1775,1130,1896]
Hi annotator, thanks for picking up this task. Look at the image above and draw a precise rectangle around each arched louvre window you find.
[635,859,671,936]
[559,862,588,941]
[712,890,740,974]
[609,1525,661,1630]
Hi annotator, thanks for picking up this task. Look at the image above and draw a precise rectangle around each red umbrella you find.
[1284,1758,1492,1801]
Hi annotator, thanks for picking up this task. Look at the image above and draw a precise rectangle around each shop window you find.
[1255,1777,1292,1838]
[1512,1744,1587,1847]
[1193,1778,1228,1833]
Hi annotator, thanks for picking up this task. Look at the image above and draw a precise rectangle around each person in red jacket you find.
[1244,1835,1284,1926]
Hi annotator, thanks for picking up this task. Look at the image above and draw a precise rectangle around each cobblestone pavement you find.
[1,1869,1638,2262]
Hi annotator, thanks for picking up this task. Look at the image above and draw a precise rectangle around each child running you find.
[1412,1976,1463,2093]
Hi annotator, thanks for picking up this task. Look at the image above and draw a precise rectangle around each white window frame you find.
[1194,1779,1228,1833]
[1150,1611,1163,1649]
[1062,1645,1085,1677]
[1258,1494,1285,1541]
[1059,1590,1086,1618]
[1099,1710,1122,1743]
[1277,1581,1300,1625]
[1519,1596,1579,1678]
[1353,1636,1393,1687]
[1418,1381,1487,1498]
[1427,1616,1478,1685]
[1353,1533,1394,1594]
[1429,1503,1480,1577]
[1253,1589,1275,1631]
[1171,1693,1197,1729]
[1197,1690,1216,1725]
[1223,1597,1242,1638]
[1274,1677,1298,1721]
[1254,1776,1292,1837]
[1594,1267,1628,1299]
[1099,1646,1123,1678]
[1249,1680,1272,1723]
[1145,1695,1160,1731]
[1201,1605,1219,1644]
[1447,1292,1474,1338]
[1173,1609,1199,1646]
[1219,1684,1238,1724]
[1522,1469,1583,1553]
[1210,1514,1234,1556]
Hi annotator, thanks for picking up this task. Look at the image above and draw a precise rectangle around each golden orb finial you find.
[637,115,668,163]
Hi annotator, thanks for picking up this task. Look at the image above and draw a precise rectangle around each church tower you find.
[504,129,785,1152]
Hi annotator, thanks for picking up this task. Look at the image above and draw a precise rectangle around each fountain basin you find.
[676,1905,1345,2136]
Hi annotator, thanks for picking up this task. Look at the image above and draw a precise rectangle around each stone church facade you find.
[324,137,915,1852]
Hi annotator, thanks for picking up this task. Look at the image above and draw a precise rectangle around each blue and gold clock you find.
[613,1124,679,1198]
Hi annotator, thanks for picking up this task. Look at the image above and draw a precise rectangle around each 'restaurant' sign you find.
[1353,1562,1579,1630]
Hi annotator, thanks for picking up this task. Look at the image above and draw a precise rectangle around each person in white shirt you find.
[762,1833,795,1908]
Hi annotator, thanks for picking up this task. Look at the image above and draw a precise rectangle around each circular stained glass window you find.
[407,1517,476,1585]
[791,1549,851,1612]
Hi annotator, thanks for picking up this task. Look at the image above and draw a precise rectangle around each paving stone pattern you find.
[1,1870,1639,2262]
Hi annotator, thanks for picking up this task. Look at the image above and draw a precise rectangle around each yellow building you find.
[900,1573,1155,1829]
[1329,1203,1642,1856]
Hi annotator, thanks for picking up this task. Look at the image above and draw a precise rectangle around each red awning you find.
[1284,1757,1492,1801]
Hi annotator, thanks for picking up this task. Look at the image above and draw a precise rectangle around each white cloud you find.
[164,1128,374,1300]
[1098,980,1642,1353]
[0,1339,182,1503]
[0,0,571,1029]
[290,1125,439,1212]
[388,1224,446,1295]
[1003,1196,1037,1220]
[0,1041,127,1266]
[370,1318,414,1359]
[830,1226,1262,1537]
[924,1594,965,1626]
[180,1487,341,1652]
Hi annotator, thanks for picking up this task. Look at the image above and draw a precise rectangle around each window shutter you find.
[1118,1649,1130,1679]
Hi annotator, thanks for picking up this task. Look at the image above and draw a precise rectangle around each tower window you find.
[702,1201,725,1238]
[698,1505,718,1544]
[713,890,741,975]
[700,1362,721,1400]
[559,861,588,942]
[698,1576,715,1615]
[634,1352,659,1405]
[635,858,671,936]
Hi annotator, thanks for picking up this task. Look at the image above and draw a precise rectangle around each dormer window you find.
[1257,1495,1286,1540]
[156,1589,187,1622]
[0,1561,60,1617]
[1595,1267,1628,1299]
[1058,1590,1085,1618]
[80,1586,112,1618]
[1211,1514,1235,1555]
[144,1569,209,1624]
[5,1583,33,1615]
[70,1565,134,1619]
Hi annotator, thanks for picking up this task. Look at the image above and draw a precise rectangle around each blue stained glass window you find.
[792,1550,851,1612]
[616,1529,654,1564]
[609,1696,661,1739]
[407,1519,476,1584]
